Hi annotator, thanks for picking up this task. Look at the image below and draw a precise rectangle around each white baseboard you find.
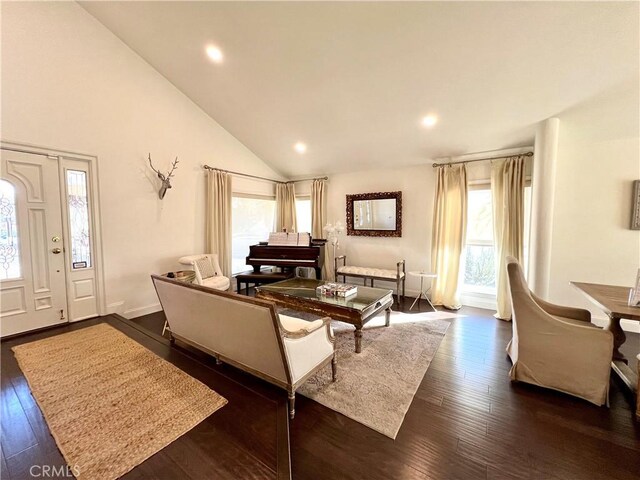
[123,303,162,319]
[106,301,125,316]
[461,292,497,311]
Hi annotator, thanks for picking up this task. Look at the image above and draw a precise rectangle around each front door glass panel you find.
[0,179,21,280]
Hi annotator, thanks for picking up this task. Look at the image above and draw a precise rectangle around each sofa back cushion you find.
[152,276,288,385]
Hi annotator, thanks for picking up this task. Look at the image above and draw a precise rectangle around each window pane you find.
[0,180,21,280]
[463,245,496,289]
[295,198,312,234]
[232,197,275,274]
[464,187,495,292]
[466,189,493,242]
[67,170,92,269]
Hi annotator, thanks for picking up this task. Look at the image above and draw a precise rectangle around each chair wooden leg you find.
[288,391,296,419]
[331,355,337,382]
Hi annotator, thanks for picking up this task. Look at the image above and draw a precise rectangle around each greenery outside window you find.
[462,183,532,295]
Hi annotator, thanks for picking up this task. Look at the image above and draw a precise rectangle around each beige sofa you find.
[151,274,336,418]
[505,256,613,406]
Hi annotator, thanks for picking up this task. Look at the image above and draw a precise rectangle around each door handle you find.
[52,248,62,254]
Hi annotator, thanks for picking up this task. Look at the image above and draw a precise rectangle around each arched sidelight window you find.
[0,179,21,280]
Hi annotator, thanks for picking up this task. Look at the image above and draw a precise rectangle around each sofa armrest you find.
[531,292,591,323]
[282,317,336,384]
[279,314,333,338]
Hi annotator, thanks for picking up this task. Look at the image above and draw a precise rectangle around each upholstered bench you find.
[334,256,405,304]
[236,271,295,294]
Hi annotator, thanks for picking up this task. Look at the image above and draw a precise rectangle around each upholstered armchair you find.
[178,254,230,291]
[505,256,613,406]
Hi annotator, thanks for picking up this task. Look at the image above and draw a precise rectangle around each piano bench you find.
[236,271,296,295]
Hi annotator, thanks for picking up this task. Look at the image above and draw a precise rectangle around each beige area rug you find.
[12,323,227,480]
[293,310,459,439]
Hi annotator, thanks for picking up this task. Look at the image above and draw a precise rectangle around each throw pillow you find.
[195,257,216,279]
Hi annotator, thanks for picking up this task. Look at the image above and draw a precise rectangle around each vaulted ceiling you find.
[80,1,639,177]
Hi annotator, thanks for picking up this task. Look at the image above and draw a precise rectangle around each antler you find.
[148,154,179,200]
[148,153,165,180]
[166,157,179,178]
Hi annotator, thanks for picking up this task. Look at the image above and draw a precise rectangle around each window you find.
[295,197,312,234]
[66,170,92,269]
[463,187,496,293]
[463,185,532,294]
[0,180,20,280]
[231,195,275,274]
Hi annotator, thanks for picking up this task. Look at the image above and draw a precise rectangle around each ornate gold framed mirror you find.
[346,191,402,237]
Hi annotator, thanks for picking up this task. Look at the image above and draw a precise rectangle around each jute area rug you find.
[12,323,227,480]
[291,310,459,439]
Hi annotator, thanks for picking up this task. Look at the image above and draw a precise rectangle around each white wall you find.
[326,164,436,296]
[549,80,640,331]
[1,2,282,318]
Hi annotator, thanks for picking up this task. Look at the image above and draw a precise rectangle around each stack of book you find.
[316,282,358,298]
[268,232,311,246]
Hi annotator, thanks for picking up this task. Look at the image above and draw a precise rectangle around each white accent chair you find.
[506,256,613,406]
[178,254,230,291]
[151,274,336,419]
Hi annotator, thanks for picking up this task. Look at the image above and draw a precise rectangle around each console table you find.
[571,282,639,419]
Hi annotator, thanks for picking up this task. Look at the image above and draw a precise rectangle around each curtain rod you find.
[202,165,327,184]
[431,151,533,168]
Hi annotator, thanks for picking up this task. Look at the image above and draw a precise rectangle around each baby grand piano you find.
[245,234,326,280]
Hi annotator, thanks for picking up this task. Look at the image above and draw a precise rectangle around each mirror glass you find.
[346,191,402,237]
[352,198,397,230]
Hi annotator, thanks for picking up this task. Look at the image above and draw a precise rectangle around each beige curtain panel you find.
[431,164,468,310]
[311,178,328,279]
[311,179,327,239]
[275,182,298,232]
[492,155,526,320]
[206,169,232,278]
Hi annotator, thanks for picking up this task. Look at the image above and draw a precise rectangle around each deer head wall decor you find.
[148,153,179,199]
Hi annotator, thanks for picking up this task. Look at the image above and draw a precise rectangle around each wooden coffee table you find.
[256,277,393,353]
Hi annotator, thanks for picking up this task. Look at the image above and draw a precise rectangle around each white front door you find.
[0,150,68,336]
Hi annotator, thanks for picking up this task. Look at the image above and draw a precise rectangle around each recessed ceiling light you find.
[294,142,307,154]
[422,115,438,128]
[206,45,223,63]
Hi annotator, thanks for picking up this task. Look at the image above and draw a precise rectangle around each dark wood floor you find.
[2,297,639,479]
[1,316,288,480]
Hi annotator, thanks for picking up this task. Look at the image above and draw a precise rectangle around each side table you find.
[408,272,437,312]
